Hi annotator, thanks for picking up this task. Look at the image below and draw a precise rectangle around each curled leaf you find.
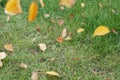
[4,44,13,52]
[38,43,47,52]
[60,0,77,8]
[31,72,38,80]
[5,0,22,15]
[92,26,110,37]
[0,52,6,60]
[28,1,38,22]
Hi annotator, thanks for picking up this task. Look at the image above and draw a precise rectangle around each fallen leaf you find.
[77,28,84,33]
[81,3,85,7]
[5,0,22,15]
[111,9,116,14]
[31,72,38,80]
[36,27,41,32]
[65,36,71,40]
[60,6,65,11]
[28,1,38,22]
[6,15,10,22]
[99,3,103,9]
[19,63,27,69]
[72,58,81,61]
[57,36,63,43]
[58,19,64,26]
[38,43,47,52]
[0,60,3,68]
[4,44,13,51]
[46,71,60,77]
[92,26,110,37]
[112,28,118,34]
[0,52,6,60]
[44,14,50,18]
[69,13,74,18]
[39,0,45,8]
[60,0,77,8]
[61,28,67,38]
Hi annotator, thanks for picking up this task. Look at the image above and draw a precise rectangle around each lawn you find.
[0,0,120,80]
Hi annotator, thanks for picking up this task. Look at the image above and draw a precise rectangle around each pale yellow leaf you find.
[0,52,7,60]
[38,43,47,52]
[44,14,50,18]
[39,0,45,8]
[77,28,84,33]
[31,72,38,80]
[92,26,110,37]
[0,60,3,68]
[65,36,71,40]
[19,63,27,69]
[6,15,10,22]
[4,44,13,51]
[46,71,60,77]
[81,3,85,7]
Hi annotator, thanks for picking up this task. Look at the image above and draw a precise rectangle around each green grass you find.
[0,0,120,80]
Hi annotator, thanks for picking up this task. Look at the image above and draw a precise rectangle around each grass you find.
[0,0,120,80]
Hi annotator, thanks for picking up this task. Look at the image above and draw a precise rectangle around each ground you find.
[0,0,120,80]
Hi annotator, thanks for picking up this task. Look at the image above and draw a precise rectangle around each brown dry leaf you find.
[4,44,13,52]
[46,71,60,77]
[39,0,45,8]
[58,19,64,26]
[5,0,22,15]
[38,43,47,52]
[19,63,27,69]
[36,27,41,32]
[57,36,63,43]
[28,1,38,22]
[61,28,67,38]
[60,0,77,8]
[0,60,3,68]
[0,52,7,60]
[31,72,38,80]
[77,28,84,33]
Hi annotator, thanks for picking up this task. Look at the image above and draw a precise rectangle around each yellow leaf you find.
[39,0,45,8]
[4,44,13,52]
[28,1,38,22]
[60,0,77,8]
[0,52,6,60]
[5,0,22,15]
[38,43,47,52]
[92,26,110,37]
[46,71,60,77]
[77,28,84,33]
